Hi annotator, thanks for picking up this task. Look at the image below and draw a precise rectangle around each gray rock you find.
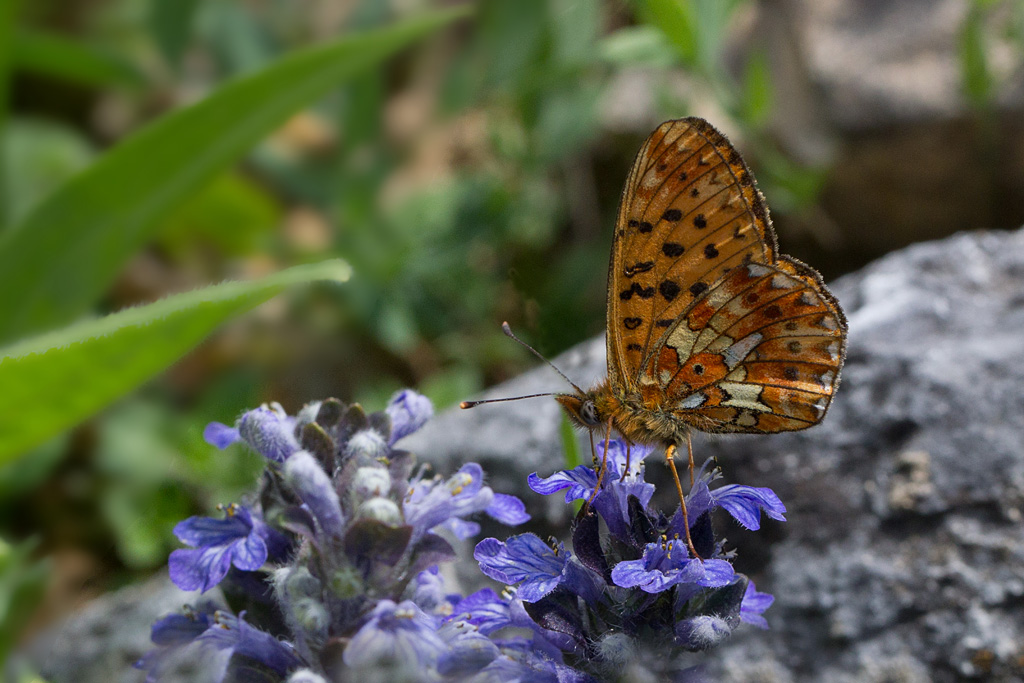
[410,227,1024,682]
[21,577,223,683]
[24,228,1024,681]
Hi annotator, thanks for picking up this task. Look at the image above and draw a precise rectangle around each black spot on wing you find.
[659,280,681,302]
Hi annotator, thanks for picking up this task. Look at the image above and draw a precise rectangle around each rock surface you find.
[25,228,1024,681]
[409,227,1024,682]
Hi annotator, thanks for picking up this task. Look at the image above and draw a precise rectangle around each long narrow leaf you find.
[11,29,143,88]
[0,6,469,344]
[0,259,351,465]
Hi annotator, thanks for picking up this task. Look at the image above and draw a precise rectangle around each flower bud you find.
[280,566,321,600]
[386,390,433,444]
[357,496,402,526]
[345,429,388,462]
[293,401,322,433]
[239,406,300,462]
[596,632,638,668]
[330,565,364,599]
[292,596,329,641]
[675,615,733,650]
[353,466,391,500]
[283,450,346,538]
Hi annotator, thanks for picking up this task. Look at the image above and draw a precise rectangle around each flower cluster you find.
[478,438,784,679]
[139,392,785,682]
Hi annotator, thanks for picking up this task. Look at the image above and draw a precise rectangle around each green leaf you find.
[738,49,773,127]
[635,0,698,66]
[148,0,201,68]
[0,0,18,229]
[960,5,994,108]
[0,6,470,344]
[0,537,48,665]
[0,259,351,465]
[11,29,143,88]
[598,25,678,68]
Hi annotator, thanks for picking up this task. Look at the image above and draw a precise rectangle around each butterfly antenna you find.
[460,392,558,409]
[500,322,584,394]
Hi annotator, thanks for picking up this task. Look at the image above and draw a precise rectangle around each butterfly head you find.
[555,389,610,430]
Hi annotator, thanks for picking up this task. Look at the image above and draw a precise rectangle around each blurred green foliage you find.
[0,0,808,609]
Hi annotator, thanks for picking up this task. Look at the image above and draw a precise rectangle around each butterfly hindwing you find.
[650,259,847,433]
[607,118,778,393]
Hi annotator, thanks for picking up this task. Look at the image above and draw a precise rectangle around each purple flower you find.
[168,504,270,593]
[739,580,774,629]
[610,539,735,594]
[238,405,299,462]
[529,439,655,538]
[712,485,786,531]
[474,534,569,603]
[682,462,786,531]
[343,599,447,670]
[197,611,304,675]
[283,450,345,539]
[437,620,500,677]
[134,603,219,681]
[448,588,513,635]
[203,422,240,450]
[408,566,460,617]
[386,389,433,444]
[404,463,529,542]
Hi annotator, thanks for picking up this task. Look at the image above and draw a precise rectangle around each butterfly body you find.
[557,117,847,450]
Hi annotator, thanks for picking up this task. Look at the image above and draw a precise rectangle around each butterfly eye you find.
[579,400,600,426]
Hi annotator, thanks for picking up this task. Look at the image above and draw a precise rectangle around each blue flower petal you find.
[168,506,268,593]
[486,493,530,525]
[474,534,568,603]
[387,390,433,444]
[740,580,774,629]
[448,588,511,635]
[198,611,303,675]
[527,466,596,502]
[168,546,234,593]
[203,422,240,449]
[343,600,447,669]
[713,484,786,530]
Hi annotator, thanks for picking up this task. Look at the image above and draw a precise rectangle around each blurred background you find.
[2,0,1023,667]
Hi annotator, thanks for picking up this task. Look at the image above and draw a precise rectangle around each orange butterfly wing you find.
[606,118,847,434]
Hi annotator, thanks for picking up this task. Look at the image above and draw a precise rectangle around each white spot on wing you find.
[771,274,790,290]
[719,382,771,412]
[819,370,836,389]
[746,264,771,278]
[736,411,758,427]
[668,325,698,358]
[679,392,707,409]
[813,398,827,416]
[723,333,763,369]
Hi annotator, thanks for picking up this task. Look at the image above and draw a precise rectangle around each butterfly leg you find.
[585,418,614,510]
[686,432,695,488]
[625,440,632,478]
[665,443,702,561]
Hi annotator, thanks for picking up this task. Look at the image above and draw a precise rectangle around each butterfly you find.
[465,118,847,557]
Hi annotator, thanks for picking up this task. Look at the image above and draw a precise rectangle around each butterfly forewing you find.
[607,118,778,392]
[606,117,846,435]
